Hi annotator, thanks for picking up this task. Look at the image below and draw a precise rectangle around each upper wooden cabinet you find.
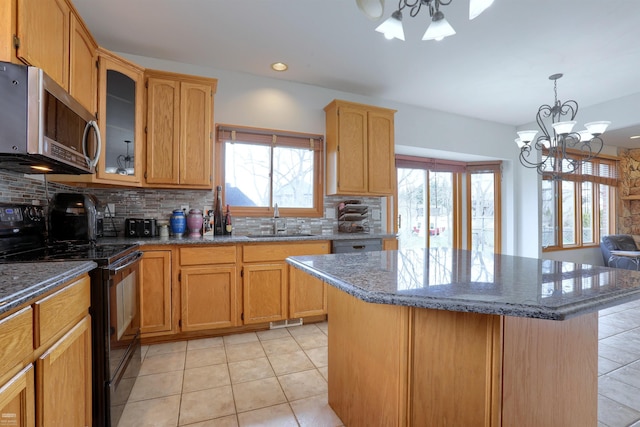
[145,70,217,189]
[68,11,97,114]
[95,49,144,184]
[49,48,145,187]
[325,100,396,196]
[12,0,97,113]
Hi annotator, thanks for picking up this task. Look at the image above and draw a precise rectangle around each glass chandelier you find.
[515,73,610,178]
[373,0,494,41]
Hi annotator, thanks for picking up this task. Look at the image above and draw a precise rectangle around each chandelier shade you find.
[368,0,493,41]
[515,73,611,178]
[422,11,456,40]
[375,10,405,40]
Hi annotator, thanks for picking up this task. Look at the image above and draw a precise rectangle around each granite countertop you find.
[0,261,97,317]
[287,247,640,320]
[100,232,396,246]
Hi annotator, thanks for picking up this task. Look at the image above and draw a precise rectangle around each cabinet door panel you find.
[336,106,368,194]
[289,267,326,318]
[367,110,395,194]
[34,275,90,348]
[243,263,288,324]
[146,77,180,184]
[0,307,33,376]
[17,0,69,89]
[36,315,92,427]
[179,245,236,266]
[243,241,330,263]
[140,250,173,334]
[96,51,144,184]
[181,266,237,331]
[0,364,35,427]
[69,13,97,113]
[179,82,212,186]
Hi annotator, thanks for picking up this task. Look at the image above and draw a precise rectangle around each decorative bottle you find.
[224,204,232,235]
[213,185,224,236]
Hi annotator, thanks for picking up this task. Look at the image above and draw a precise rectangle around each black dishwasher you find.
[331,238,383,253]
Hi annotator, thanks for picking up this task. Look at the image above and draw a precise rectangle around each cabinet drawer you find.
[243,241,330,263]
[34,275,90,348]
[0,307,33,375]
[180,245,237,266]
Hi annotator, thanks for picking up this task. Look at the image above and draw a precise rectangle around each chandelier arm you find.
[518,145,545,169]
[559,100,578,121]
[536,105,553,140]
[402,0,424,17]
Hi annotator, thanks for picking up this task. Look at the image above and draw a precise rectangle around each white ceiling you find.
[72,0,640,148]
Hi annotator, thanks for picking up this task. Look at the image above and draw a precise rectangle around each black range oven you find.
[0,202,141,427]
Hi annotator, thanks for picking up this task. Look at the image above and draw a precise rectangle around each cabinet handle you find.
[353,245,365,250]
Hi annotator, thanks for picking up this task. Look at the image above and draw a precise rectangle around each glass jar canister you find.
[170,209,186,237]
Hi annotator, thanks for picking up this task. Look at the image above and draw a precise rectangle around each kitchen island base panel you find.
[502,314,598,427]
[411,308,503,427]
[327,286,598,427]
[328,285,409,427]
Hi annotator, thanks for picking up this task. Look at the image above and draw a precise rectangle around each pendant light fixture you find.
[515,73,611,178]
[372,0,494,41]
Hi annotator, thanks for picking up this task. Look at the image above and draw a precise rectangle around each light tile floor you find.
[117,321,343,427]
[599,299,640,427]
[119,302,640,427]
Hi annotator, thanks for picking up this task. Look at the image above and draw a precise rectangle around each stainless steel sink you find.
[246,233,316,238]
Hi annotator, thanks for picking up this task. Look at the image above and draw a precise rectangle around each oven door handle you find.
[109,251,143,274]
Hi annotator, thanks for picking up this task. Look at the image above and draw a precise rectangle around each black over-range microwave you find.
[0,61,101,174]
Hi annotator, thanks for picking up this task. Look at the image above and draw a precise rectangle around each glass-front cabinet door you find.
[96,48,144,184]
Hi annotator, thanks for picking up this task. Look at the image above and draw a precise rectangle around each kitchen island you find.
[287,248,640,427]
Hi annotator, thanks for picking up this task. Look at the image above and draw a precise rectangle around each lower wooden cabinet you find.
[0,365,35,427]
[140,249,173,336]
[0,273,91,427]
[178,245,239,332]
[36,315,92,426]
[242,241,330,324]
[181,265,237,331]
[383,237,398,250]
[289,267,326,318]
[243,263,288,324]
[138,240,332,338]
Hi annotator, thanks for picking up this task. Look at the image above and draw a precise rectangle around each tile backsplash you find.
[0,170,384,236]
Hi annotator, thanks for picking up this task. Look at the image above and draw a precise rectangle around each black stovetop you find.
[0,241,138,266]
[0,202,137,266]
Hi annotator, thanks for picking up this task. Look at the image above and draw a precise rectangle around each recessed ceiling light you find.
[271,62,288,72]
[630,135,640,140]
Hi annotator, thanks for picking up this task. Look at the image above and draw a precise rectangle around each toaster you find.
[125,218,157,237]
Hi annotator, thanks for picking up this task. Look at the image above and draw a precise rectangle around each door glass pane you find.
[541,180,556,247]
[429,172,453,249]
[104,70,136,175]
[582,182,594,244]
[225,142,270,206]
[562,181,576,245]
[470,172,495,253]
[397,168,427,249]
[272,146,314,208]
[599,185,610,238]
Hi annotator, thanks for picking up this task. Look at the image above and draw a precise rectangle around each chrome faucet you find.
[273,203,287,234]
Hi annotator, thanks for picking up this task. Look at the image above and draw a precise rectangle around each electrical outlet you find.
[106,203,116,217]
[181,205,189,213]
